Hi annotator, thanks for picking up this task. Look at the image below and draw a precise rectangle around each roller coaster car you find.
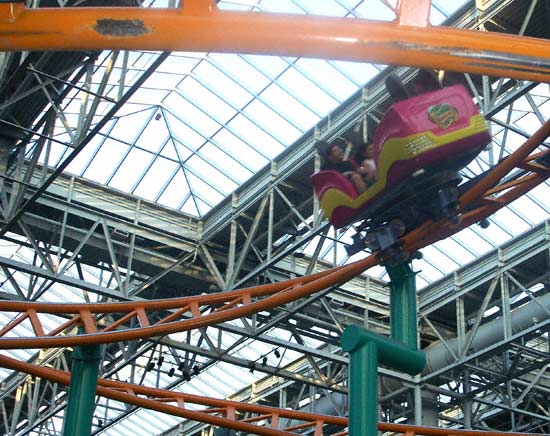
[311,84,491,256]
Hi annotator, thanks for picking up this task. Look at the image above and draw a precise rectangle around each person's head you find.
[327,143,344,164]
[363,144,374,159]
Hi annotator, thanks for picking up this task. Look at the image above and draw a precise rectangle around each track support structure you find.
[342,260,425,436]
[62,338,102,436]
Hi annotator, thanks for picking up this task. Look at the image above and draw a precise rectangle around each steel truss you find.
[0,0,549,435]
[0,121,548,435]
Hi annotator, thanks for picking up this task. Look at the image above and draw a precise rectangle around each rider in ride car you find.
[352,143,377,188]
[318,139,368,194]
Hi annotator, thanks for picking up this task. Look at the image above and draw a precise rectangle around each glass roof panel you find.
[108,147,155,192]
[7,2,549,436]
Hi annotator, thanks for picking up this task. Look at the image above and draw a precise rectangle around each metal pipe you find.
[1,5,550,82]
[424,292,550,373]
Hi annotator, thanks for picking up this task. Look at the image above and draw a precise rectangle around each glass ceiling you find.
[41,0,468,217]
[3,0,550,435]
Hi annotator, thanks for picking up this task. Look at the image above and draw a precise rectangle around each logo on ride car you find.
[428,103,458,129]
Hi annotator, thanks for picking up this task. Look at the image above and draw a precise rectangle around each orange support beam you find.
[0,352,540,436]
[1,3,550,83]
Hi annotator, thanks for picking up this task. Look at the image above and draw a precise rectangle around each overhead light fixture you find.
[181,367,191,381]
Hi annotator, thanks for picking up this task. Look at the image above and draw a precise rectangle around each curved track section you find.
[0,120,548,350]
[0,353,539,436]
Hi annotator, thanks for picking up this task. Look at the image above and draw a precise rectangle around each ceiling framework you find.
[0,1,549,436]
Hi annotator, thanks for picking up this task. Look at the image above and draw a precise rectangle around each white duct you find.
[424,291,550,373]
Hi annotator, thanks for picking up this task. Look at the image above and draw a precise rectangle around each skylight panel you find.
[186,154,240,191]
[178,77,238,124]
[528,183,550,212]
[420,245,460,274]
[434,238,476,264]
[415,274,430,290]
[66,134,106,175]
[429,5,447,25]
[185,171,225,206]
[515,112,544,136]
[110,110,154,145]
[83,138,130,184]
[141,70,182,89]
[330,60,380,86]
[293,0,349,16]
[509,196,547,225]
[475,220,512,246]
[135,120,169,154]
[354,0,396,21]
[163,92,221,138]
[192,60,254,108]
[129,415,159,435]
[295,58,357,102]
[199,142,253,182]
[159,138,180,160]
[187,375,229,398]
[133,157,179,201]
[209,53,272,94]
[259,0,306,14]
[453,228,494,255]
[40,136,70,167]
[243,54,289,80]
[227,114,285,159]
[181,197,199,216]
[128,86,169,106]
[433,0,469,16]
[492,208,531,236]
[413,258,445,282]
[243,99,303,143]
[212,129,269,170]
[164,111,206,151]
[108,148,155,192]
[277,67,339,114]
[155,52,202,75]
[261,83,320,130]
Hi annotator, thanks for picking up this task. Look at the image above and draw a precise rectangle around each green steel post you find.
[341,325,425,376]
[386,261,418,349]
[62,343,102,436]
[348,340,378,436]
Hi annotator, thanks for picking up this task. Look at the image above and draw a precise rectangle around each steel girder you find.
[1,1,550,83]
[0,1,550,435]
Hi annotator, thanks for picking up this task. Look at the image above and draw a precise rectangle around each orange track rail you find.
[1,1,550,83]
[0,353,539,436]
[0,121,548,350]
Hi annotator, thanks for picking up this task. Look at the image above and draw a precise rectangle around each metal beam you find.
[1,4,550,82]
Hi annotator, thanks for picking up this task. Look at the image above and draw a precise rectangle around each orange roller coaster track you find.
[0,353,540,436]
[0,120,548,350]
[1,1,550,83]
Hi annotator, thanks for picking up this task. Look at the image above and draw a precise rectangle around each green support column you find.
[342,326,425,436]
[62,342,102,436]
[348,340,378,436]
[386,261,418,349]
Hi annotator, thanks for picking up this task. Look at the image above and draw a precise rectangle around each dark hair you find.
[316,138,347,164]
